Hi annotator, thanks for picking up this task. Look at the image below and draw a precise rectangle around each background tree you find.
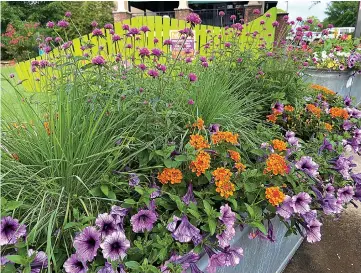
[323,1,358,27]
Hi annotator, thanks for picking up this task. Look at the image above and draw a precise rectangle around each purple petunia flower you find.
[207,246,243,273]
[216,226,235,248]
[322,194,343,215]
[73,226,101,262]
[150,182,161,199]
[305,218,322,243]
[276,195,294,219]
[188,73,197,82]
[100,231,130,261]
[343,120,353,131]
[130,209,157,233]
[28,249,48,273]
[129,173,140,186]
[337,186,354,204]
[91,56,106,66]
[344,96,352,106]
[57,20,69,28]
[95,213,119,237]
[182,183,197,205]
[319,138,333,154]
[332,156,355,180]
[219,204,235,227]
[291,192,311,214]
[351,173,361,185]
[273,101,284,113]
[285,131,295,139]
[186,13,202,25]
[63,254,88,273]
[168,215,201,244]
[325,183,335,194]
[295,156,319,177]
[0,216,26,246]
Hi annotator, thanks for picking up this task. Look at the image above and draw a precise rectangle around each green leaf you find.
[6,255,28,265]
[203,200,212,215]
[100,185,109,196]
[125,261,140,269]
[187,208,200,219]
[250,221,267,235]
[174,155,187,162]
[5,201,23,211]
[63,222,80,230]
[134,186,144,195]
[124,199,137,205]
[2,263,16,273]
[205,171,212,182]
[108,191,116,200]
[245,203,255,218]
[164,158,173,168]
[208,218,217,236]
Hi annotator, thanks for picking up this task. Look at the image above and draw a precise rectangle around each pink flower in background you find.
[140,25,150,32]
[188,73,197,82]
[92,55,106,65]
[122,24,130,31]
[186,13,202,25]
[46,21,55,28]
[272,21,279,27]
[296,16,303,22]
[104,23,113,30]
[230,15,236,21]
[57,20,69,28]
[65,11,72,17]
[253,9,261,15]
[219,11,225,17]
[154,37,159,44]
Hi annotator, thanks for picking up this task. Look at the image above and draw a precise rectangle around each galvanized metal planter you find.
[195,218,303,273]
[304,68,361,104]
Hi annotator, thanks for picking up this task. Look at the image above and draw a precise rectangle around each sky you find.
[277,0,332,21]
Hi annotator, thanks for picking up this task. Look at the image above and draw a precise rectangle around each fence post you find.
[174,0,192,20]
[113,0,132,23]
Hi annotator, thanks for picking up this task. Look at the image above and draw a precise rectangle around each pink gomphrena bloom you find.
[151,48,163,57]
[218,34,222,39]
[185,57,192,63]
[188,73,197,82]
[99,45,104,51]
[322,29,329,35]
[232,23,243,31]
[44,46,52,53]
[92,55,106,65]
[253,9,261,15]
[112,34,121,42]
[9,73,15,78]
[260,20,265,25]
[39,60,50,68]
[272,21,279,27]
[200,56,207,62]
[140,25,150,32]
[126,43,132,49]
[163,39,172,46]
[91,21,98,28]
[306,18,313,24]
[92,28,104,37]
[289,20,295,25]
[45,37,53,43]
[219,11,225,17]
[54,37,62,43]
[306,31,313,38]
[327,24,333,29]
[296,16,303,22]
[201,61,209,68]
[61,41,73,50]
[31,66,37,72]
[109,29,115,35]
[265,13,271,18]
[230,15,236,21]
[122,24,130,31]
[206,29,212,33]
[266,52,273,57]
[57,20,69,28]
[104,23,113,30]
[303,61,309,67]
[186,13,202,25]
[317,23,323,29]
[139,87,144,93]
[188,99,194,105]
[46,21,55,28]
[83,53,89,57]
[204,43,210,49]
[129,28,140,35]
[135,36,141,41]
[225,42,231,48]
[157,64,167,72]
[154,37,159,44]
[148,69,159,78]
[225,26,229,30]
[65,11,72,17]
[302,25,310,31]
[31,60,39,67]
[139,47,150,57]
[283,15,289,21]
[138,63,147,71]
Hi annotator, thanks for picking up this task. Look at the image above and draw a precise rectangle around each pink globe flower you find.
[92,56,106,65]
[65,11,72,17]
[91,21,98,28]
[104,23,113,30]
[253,9,261,15]
[186,13,202,25]
[219,11,225,17]
[188,99,194,105]
[230,15,236,21]
[188,73,197,82]
[296,16,303,22]
[272,21,280,27]
[46,21,55,28]
[154,37,159,44]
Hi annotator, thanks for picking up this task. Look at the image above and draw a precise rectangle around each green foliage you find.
[324,1,359,27]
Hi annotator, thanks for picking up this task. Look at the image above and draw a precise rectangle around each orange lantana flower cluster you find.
[228,150,241,162]
[211,131,238,145]
[284,105,295,112]
[212,167,235,198]
[324,122,333,132]
[235,162,246,172]
[192,118,205,130]
[263,153,289,176]
[157,168,183,184]
[265,186,286,206]
[190,151,211,176]
[271,139,287,152]
[306,104,321,118]
[329,107,349,120]
[189,134,210,150]
[310,84,336,96]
